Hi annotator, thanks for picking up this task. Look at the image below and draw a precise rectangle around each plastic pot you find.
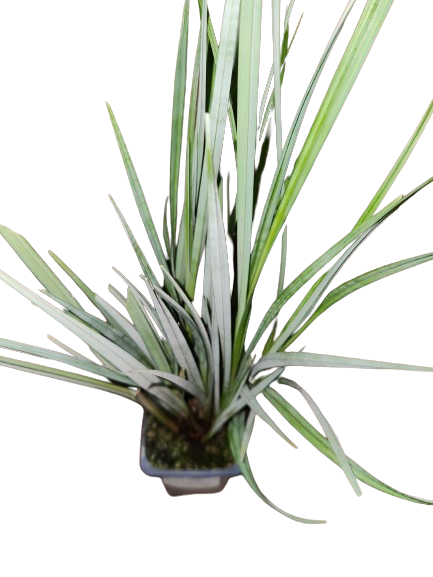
[139,412,241,496]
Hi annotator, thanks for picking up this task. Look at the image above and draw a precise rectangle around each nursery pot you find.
[139,412,241,496]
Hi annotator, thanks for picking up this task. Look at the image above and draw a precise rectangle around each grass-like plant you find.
[1,0,432,523]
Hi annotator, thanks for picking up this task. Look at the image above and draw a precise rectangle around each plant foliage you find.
[1,0,433,522]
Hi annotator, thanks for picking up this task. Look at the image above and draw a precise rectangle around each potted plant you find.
[0,0,432,524]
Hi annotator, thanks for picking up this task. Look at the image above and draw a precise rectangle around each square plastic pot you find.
[139,412,241,496]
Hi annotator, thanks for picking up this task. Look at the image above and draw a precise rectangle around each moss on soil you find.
[145,413,235,470]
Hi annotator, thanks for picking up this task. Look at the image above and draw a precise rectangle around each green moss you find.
[145,413,235,470]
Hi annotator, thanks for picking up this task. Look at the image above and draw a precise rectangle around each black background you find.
[0,2,433,534]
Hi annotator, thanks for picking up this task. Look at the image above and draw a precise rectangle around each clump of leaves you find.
[1,0,433,523]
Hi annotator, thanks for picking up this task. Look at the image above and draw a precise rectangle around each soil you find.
[145,413,235,470]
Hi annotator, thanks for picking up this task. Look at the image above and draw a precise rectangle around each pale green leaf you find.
[108,285,127,309]
[153,284,209,379]
[209,0,241,170]
[106,102,166,268]
[356,98,433,226]
[280,378,361,496]
[0,337,133,386]
[160,266,214,384]
[109,195,158,285]
[236,0,262,321]
[259,11,303,141]
[272,0,283,158]
[187,0,208,298]
[210,297,221,413]
[143,278,204,391]
[241,386,297,448]
[240,409,256,461]
[208,368,284,438]
[126,288,171,373]
[272,226,375,350]
[169,0,189,256]
[0,269,187,416]
[206,116,232,390]
[265,0,392,265]
[265,387,433,505]
[42,290,150,364]
[228,414,327,523]
[129,369,206,403]
[47,334,93,361]
[252,351,433,379]
[49,251,98,308]
[0,353,137,401]
[0,226,81,308]
[243,177,433,364]
[113,268,164,333]
[288,251,433,347]
[93,293,152,358]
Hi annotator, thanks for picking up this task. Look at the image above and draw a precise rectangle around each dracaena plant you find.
[0,0,432,524]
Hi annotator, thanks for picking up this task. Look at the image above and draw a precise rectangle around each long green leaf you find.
[153,285,209,380]
[243,176,433,364]
[272,0,283,158]
[209,0,241,170]
[210,295,221,413]
[228,414,327,524]
[207,368,284,438]
[287,251,433,347]
[109,195,158,285]
[113,267,178,373]
[0,337,133,386]
[106,102,166,268]
[272,226,375,351]
[187,0,208,298]
[250,0,391,293]
[265,387,433,505]
[130,369,206,403]
[236,0,262,321]
[259,9,303,140]
[160,266,214,383]
[49,251,98,307]
[233,0,358,370]
[174,21,203,287]
[280,378,361,496]
[252,351,433,379]
[0,269,187,416]
[47,334,93,360]
[240,409,256,461]
[356,99,433,226]
[93,293,151,357]
[114,268,164,333]
[108,285,127,309]
[126,288,171,373]
[0,353,136,401]
[197,0,238,152]
[163,197,171,261]
[0,351,178,431]
[42,290,151,364]
[143,278,204,391]
[206,116,232,390]
[170,0,189,258]
[241,386,297,448]
[0,226,81,308]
